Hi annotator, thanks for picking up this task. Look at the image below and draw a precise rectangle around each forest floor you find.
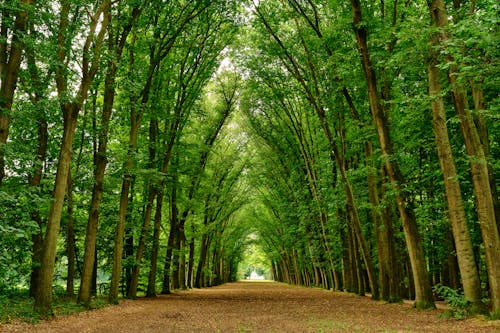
[1,281,499,333]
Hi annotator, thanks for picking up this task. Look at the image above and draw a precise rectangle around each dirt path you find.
[2,281,499,332]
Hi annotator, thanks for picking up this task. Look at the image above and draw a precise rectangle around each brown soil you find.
[2,281,499,333]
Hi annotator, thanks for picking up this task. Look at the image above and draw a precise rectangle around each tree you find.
[427,0,500,316]
[350,0,433,309]
[426,10,482,312]
[78,2,143,306]
[34,0,110,316]
[0,0,33,186]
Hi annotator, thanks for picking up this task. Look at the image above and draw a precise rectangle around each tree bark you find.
[470,82,500,231]
[427,32,483,311]
[34,106,79,315]
[350,0,434,309]
[128,186,155,298]
[34,0,110,315]
[161,184,179,294]
[146,190,164,297]
[79,6,140,305]
[66,170,76,297]
[187,223,196,289]
[428,0,500,315]
[26,52,49,298]
[0,0,33,185]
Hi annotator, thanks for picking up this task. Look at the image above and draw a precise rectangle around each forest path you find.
[2,281,500,333]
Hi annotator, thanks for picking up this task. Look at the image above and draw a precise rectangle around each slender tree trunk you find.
[80,38,121,304]
[137,136,161,288]
[34,107,79,315]
[109,130,135,303]
[109,30,158,301]
[427,35,483,311]
[443,229,460,290]
[123,180,136,298]
[66,170,76,297]
[350,0,434,309]
[28,106,48,298]
[78,5,142,305]
[179,230,187,289]
[171,227,181,289]
[161,186,179,294]
[128,187,155,298]
[29,222,43,298]
[365,141,401,302]
[147,190,164,297]
[187,224,196,289]
[0,0,32,185]
[195,233,210,288]
[340,223,352,292]
[470,82,500,230]
[34,1,109,315]
[428,0,500,315]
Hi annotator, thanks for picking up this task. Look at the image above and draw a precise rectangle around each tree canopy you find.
[0,0,499,319]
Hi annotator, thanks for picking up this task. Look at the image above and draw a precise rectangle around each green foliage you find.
[0,0,499,321]
[433,284,472,320]
[237,241,271,280]
[0,289,41,324]
[0,288,108,323]
[0,188,42,289]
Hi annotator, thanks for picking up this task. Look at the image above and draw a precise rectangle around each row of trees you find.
[1,0,253,317]
[238,0,499,316]
[1,0,499,320]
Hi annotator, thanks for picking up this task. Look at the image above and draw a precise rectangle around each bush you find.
[0,287,109,323]
[433,284,470,320]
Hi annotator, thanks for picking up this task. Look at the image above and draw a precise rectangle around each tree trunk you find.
[123,180,137,297]
[195,233,210,288]
[78,4,142,305]
[28,105,48,298]
[34,1,109,315]
[79,34,123,304]
[66,170,76,297]
[0,0,32,185]
[427,34,483,311]
[350,0,434,309]
[470,82,500,230]
[146,190,164,297]
[171,227,181,290]
[161,187,179,294]
[366,142,401,302]
[187,224,196,289]
[109,146,134,303]
[109,29,158,302]
[128,186,155,298]
[428,0,500,315]
[34,107,79,316]
[178,228,187,289]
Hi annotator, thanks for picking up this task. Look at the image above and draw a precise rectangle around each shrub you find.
[433,284,470,320]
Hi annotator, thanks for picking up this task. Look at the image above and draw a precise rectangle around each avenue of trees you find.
[1,0,499,319]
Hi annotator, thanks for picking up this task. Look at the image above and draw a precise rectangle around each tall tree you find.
[108,0,208,303]
[34,0,110,316]
[427,14,483,312]
[0,0,33,185]
[350,0,434,309]
[427,0,500,315]
[78,2,142,306]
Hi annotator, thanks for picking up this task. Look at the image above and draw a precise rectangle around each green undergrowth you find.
[432,284,493,320]
[0,287,108,324]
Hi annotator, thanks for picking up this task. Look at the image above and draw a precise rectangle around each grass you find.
[237,323,253,332]
[0,287,109,324]
[309,319,346,331]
